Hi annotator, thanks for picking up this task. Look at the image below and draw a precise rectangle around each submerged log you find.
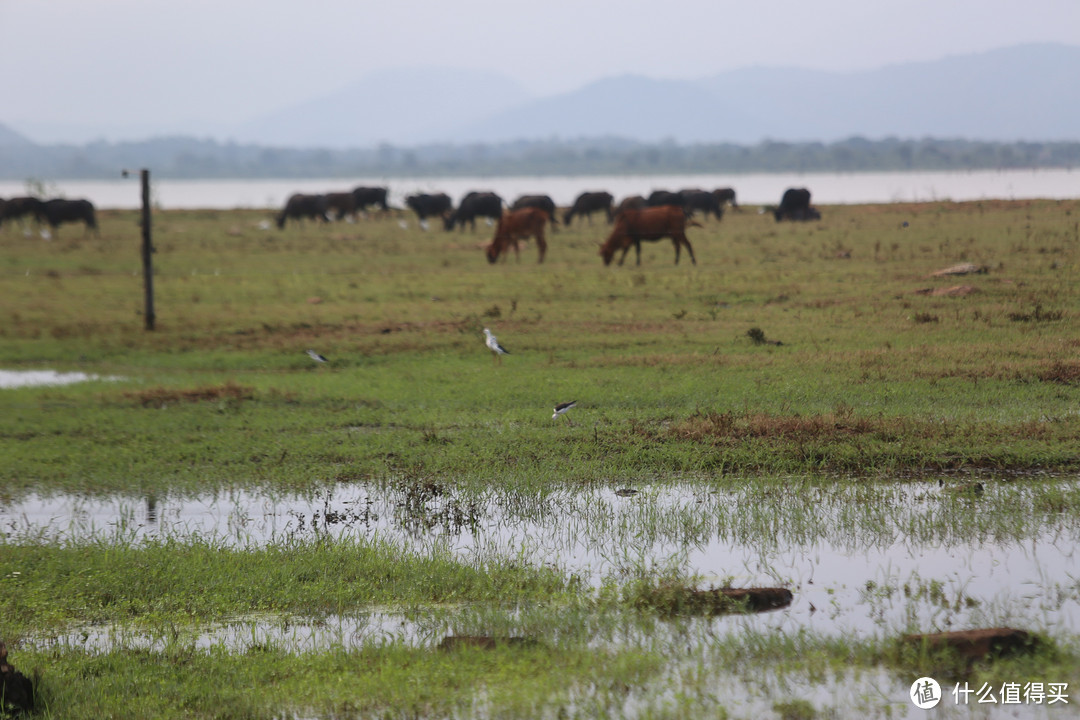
[689,587,794,613]
[903,628,1037,662]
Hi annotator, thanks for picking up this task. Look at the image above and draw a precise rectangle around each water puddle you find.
[0,369,122,389]
[4,480,1080,642]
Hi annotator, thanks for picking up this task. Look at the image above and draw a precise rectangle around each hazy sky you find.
[3,0,1079,142]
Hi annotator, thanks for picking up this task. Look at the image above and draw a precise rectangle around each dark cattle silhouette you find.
[599,206,697,266]
[485,207,549,264]
[352,186,389,213]
[445,191,503,231]
[0,641,35,714]
[276,193,330,229]
[40,198,98,235]
[0,196,45,229]
[324,192,356,220]
[646,190,686,209]
[774,188,820,222]
[713,187,738,209]
[510,194,558,226]
[614,195,646,218]
[563,191,613,226]
[405,193,452,222]
[678,189,724,221]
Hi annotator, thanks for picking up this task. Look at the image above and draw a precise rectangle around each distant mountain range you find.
[3,43,1079,150]
[230,43,1080,146]
[233,67,533,149]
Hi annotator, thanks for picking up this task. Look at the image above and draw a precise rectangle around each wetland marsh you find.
[2,197,1079,718]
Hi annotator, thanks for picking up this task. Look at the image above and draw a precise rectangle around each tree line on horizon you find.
[2,135,1079,180]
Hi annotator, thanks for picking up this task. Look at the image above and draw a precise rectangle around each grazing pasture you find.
[2,199,1080,718]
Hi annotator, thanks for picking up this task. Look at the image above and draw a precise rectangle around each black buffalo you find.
[445,191,503,231]
[646,190,686,209]
[774,188,820,222]
[678,188,724,221]
[510,194,558,225]
[276,193,330,229]
[0,196,45,228]
[352,186,389,213]
[713,187,738,209]
[563,191,613,226]
[40,198,98,235]
[405,192,452,222]
[324,192,356,220]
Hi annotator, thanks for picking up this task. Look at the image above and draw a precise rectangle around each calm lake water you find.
[2,169,1079,210]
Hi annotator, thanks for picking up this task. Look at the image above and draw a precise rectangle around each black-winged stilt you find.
[552,401,577,421]
[483,328,510,362]
[306,349,328,364]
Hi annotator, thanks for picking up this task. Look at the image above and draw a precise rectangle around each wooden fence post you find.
[140,169,155,331]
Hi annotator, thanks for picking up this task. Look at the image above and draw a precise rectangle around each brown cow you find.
[613,195,646,218]
[599,206,697,266]
[485,207,549,264]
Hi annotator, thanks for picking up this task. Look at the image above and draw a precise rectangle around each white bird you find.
[483,328,510,362]
[306,349,328,363]
[552,401,577,421]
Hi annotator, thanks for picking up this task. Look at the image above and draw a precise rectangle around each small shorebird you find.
[552,401,577,422]
[306,349,328,364]
[483,328,510,362]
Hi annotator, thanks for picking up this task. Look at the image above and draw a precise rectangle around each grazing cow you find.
[40,198,98,235]
[774,188,820,222]
[613,195,647,218]
[510,194,558,225]
[276,193,330,229]
[0,196,45,229]
[713,187,738,209]
[599,206,697,266]
[485,207,549,264]
[646,190,686,210]
[678,188,724,221]
[352,186,389,213]
[324,192,356,220]
[563,191,613,226]
[445,191,503,231]
[405,192,452,222]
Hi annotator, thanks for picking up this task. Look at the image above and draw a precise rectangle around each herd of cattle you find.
[1,185,821,265]
[276,185,820,265]
[0,196,98,236]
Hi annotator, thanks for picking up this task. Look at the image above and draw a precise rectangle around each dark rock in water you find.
[640,585,794,616]
[709,587,795,612]
[437,635,540,651]
[903,628,1037,662]
[0,641,35,714]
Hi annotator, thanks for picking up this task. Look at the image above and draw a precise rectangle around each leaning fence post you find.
[139,169,155,331]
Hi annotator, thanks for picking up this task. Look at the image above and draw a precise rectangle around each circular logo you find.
[910,677,942,709]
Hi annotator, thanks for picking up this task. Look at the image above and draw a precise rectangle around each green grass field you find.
[2,199,1079,718]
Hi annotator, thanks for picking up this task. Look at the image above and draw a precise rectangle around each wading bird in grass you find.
[483,328,510,363]
[306,349,328,364]
[552,401,577,423]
